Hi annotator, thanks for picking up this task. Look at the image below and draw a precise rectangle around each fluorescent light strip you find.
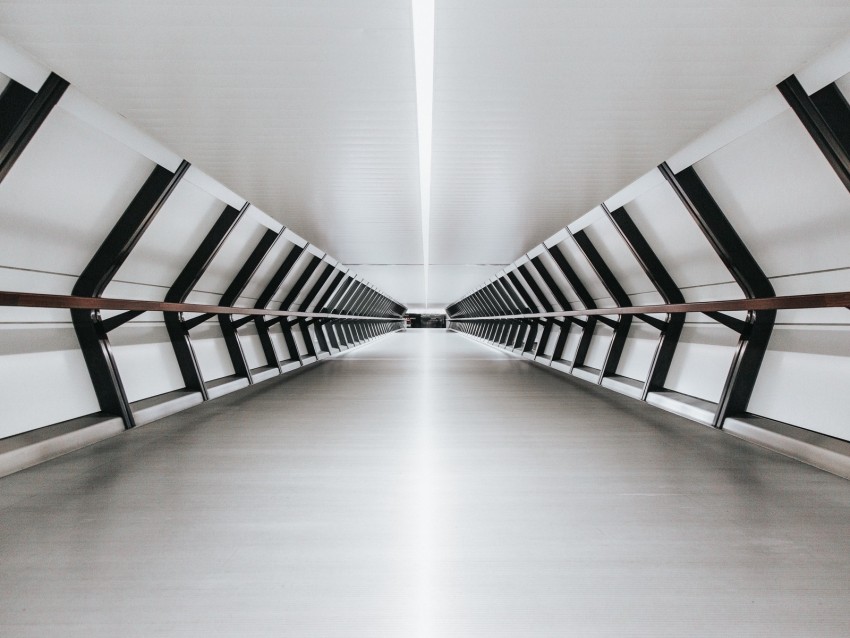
[412,0,434,312]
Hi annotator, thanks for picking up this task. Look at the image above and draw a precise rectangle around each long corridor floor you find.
[1,329,849,636]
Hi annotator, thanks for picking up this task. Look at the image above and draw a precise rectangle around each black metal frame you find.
[778,75,850,194]
[605,205,684,399]
[0,73,69,184]
[546,245,598,371]
[661,162,775,426]
[72,160,191,428]
[165,202,249,399]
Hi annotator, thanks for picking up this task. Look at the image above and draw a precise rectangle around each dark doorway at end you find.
[404,314,446,329]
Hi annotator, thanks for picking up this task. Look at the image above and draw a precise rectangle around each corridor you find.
[1,329,849,637]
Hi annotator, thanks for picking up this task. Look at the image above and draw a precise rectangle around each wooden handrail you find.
[447,291,850,321]
[0,291,402,321]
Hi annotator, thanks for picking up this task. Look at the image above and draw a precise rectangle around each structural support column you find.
[605,204,684,399]
[218,229,283,383]
[547,245,598,371]
[254,243,305,366]
[661,162,776,426]
[0,72,69,184]
[72,160,190,428]
[165,202,249,399]
[778,75,850,195]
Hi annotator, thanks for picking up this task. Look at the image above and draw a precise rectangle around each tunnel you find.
[1,3,850,636]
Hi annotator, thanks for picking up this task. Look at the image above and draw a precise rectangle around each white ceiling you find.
[2,1,850,309]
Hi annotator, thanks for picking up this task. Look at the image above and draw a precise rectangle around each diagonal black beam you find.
[280,253,322,311]
[300,262,334,311]
[605,204,685,399]
[0,73,69,184]
[72,160,190,428]
[219,229,283,382]
[252,243,305,365]
[0,80,36,145]
[517,264,554,312]
[529,256,576,360]
[778,75,850,194]
[516,263,554,356]
[570,229,632,381]
[506,271,539,313]
[494,277,525,314]
[101,310,145,333]
[165,202,249,399]
[324,275,356,313]
[297,261,334,354]
[660,162,775,426]
[546,244,598,368]
[530,256,572,310]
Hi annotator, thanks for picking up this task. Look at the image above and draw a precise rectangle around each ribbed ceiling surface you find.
[2,1,850,308]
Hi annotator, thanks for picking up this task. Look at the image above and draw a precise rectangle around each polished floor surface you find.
[1,329,849,637]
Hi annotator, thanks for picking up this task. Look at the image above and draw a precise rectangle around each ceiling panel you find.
[430,0,850,268]
[0,0,422,267]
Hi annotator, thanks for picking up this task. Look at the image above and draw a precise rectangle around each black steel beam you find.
[516,264,554,354]
[72,160,190,428]
[326,276,356,313]
[506,271,539,313]
[546,244,598,369]
[314,270,347,313]
[778,75,850,194]
[605,204,685,399]
[660,162,776,426]
[300,263,333,311]
[165,202,248,399]
[570,229,632,380]
[219,229,283,382]
[0,73,69,184]
[0,80,36,146]
[517,264,553,312]
[530,256,572,310]
[101,310,145,333]
[494,277,525,314]
[280,253,322,311]
[253,244,305,366]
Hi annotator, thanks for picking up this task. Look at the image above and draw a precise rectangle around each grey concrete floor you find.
[1,329,849,637]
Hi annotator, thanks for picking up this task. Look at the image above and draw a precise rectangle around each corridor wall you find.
[0,41,405,454]
[449,41,850,453]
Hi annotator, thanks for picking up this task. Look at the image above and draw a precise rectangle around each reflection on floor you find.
[1,329,849,637]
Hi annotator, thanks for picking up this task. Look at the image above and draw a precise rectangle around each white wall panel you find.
[558,328,583,364]
[615,324,659,383]
[191,322,235,382]
[109,324,184,402]
[583,326,613,371]
[269,325,293,362]
[542,325,560,357]
[0,108,154,278]
[239,324,269,371]
[664,324,740,403]
[748,323,850,440]
[694,110,850,278]
[0,325,100,438]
